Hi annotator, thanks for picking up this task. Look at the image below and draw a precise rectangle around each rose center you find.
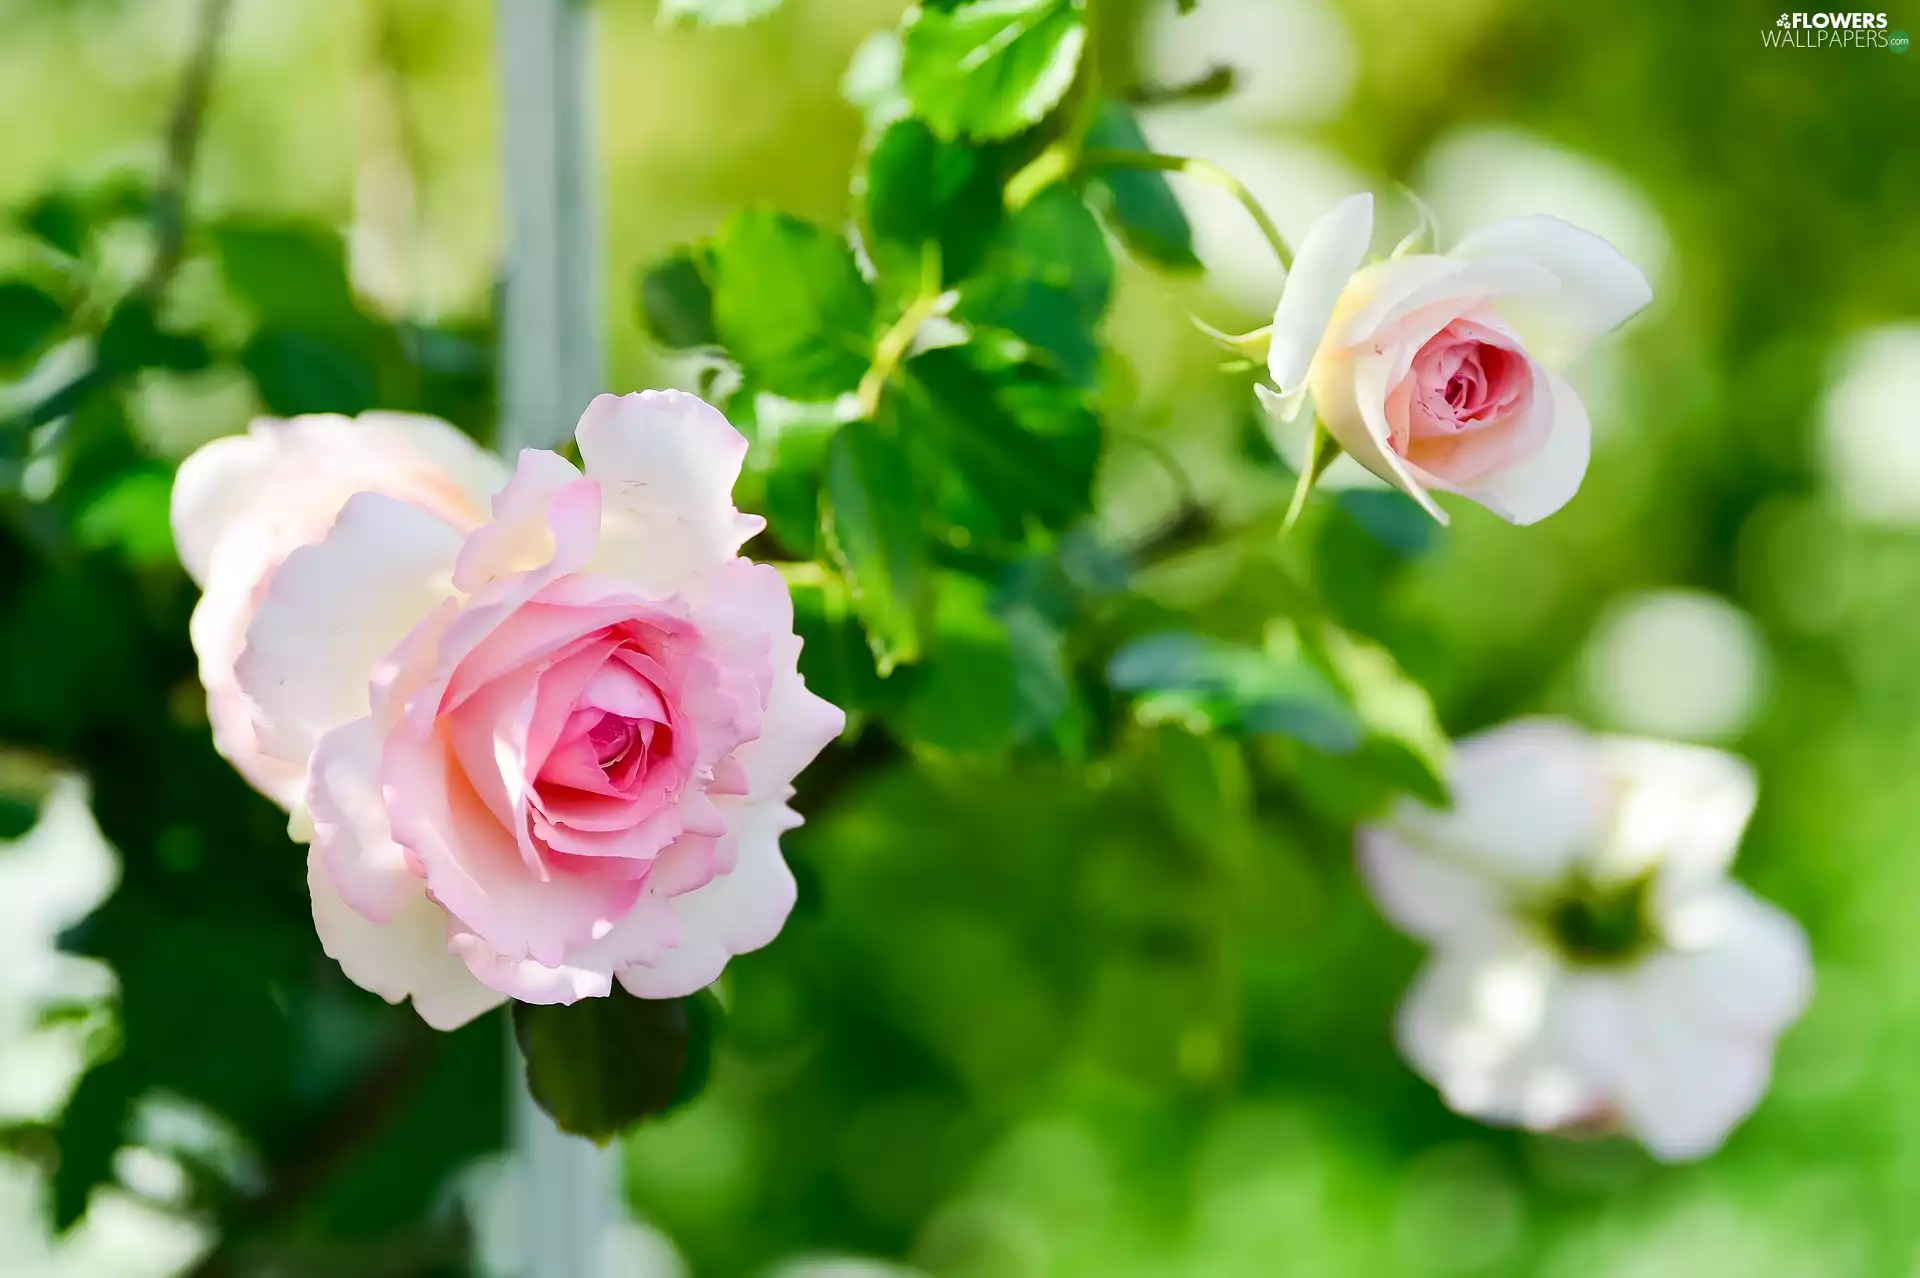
[587,715,639,769]
[1444,362,1482,411]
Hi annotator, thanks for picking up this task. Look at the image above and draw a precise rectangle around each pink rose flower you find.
[1258,194,1652,525]
[172,393,845,1028]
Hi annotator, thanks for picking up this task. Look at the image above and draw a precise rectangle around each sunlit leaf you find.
[710,210,875,400]
[1306,623,1451,804]
[843,29,908,127]
[901,0,1088,142]
[822,412,934,673]
[73,470,175,567]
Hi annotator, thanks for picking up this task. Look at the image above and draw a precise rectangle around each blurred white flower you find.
[1137,0,1357,127]
[1417,128,1670,295]
[1821,325,1920,525]
[768,1257,929,1278]
[1582,590,1768,741]
[1358,719,1810,1161]
[0,773,118,1123]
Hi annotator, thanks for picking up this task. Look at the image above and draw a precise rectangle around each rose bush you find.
[171,392,844,1028]
[1259,193,1652,525]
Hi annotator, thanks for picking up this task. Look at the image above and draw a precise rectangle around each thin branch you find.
[1280,417,1340,537]
[854,243,944,420]
[141,0,235,299]
[1077,147,1294,272]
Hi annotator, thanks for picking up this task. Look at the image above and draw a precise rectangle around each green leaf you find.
[211,221,365,335]
[748,394,846,558]
[791,569,892,716]
[73,470,176,567]
[1127,65,1236,107]
[1336,489,1439,558]
[901,0,1088,142]
[0,281,64,370]
[822,413,934,673]
[19,193,90,258]
[887,574,1080,755]
[1083,103,1201,270]
[240,327,378,416]
[709,210,875,400]
[95,298,210,375]
[19,181,150,260]
[52,1055,135,1232]
[658,0,784,23]
[637,248,717,349]
[956,184,1113,385]
[1306,624,1451,804]
[513,990,716,1143]
[1108,630,1362,751]
[863,118,1005,288]
[902,342,1100,538]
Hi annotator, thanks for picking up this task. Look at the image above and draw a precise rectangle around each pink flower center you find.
[1385,316,1540,484]
[1408,322,1531,441]
[533,651,682,806]
[587,714,638,769]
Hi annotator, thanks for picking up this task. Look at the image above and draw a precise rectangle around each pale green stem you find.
[1280,417,1340,537]
[856,244,943,419]
[1077,147,1294,271]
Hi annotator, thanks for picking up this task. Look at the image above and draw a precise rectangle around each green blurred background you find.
[3,0,1918,1274]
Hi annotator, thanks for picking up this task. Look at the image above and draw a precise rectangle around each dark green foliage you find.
[956,183,1113,385]
[513,992,716,1143]
[637,247,718,349]
[1082,102,1201,270]
[241,326,379,415]
[0,172,506,1248]
[0,280,65,370]
[863,118,1006,287]
[96,297,211,375]
[900,341,1101,538]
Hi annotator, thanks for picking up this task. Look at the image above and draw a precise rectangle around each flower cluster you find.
[167,164,1810,1165]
